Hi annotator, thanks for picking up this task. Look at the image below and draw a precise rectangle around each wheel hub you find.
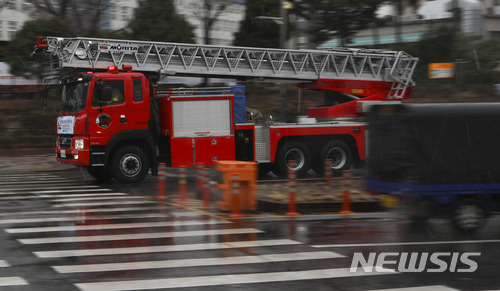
[120,154,141,177]
[455,205,483,230]
[285,149,305,170]
[327,147,346,169]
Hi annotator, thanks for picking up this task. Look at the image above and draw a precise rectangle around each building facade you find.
[320,0,500,48]
[174,0,245,46]
[0,0,33,42]
[0,0,244,45]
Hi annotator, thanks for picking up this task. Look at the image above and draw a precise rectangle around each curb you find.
[257,199,386,215]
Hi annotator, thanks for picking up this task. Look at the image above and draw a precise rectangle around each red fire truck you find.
[33,36,418,183]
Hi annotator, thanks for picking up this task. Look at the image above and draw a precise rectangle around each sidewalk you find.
[0,147,73,173]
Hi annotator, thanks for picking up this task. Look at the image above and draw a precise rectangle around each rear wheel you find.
[111,145,149,183]
[274,141,311,177]
[85,166,112,182]
[452,199,486,232]
[314,140,352,176]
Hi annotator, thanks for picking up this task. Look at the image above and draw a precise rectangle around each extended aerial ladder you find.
[35,36,418,118]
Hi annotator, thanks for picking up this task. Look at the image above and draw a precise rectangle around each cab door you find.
[88,78,128,149]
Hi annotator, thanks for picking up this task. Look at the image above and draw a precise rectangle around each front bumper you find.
[56,136,90,166]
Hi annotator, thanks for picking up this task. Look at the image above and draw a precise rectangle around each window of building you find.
[22,1,31,12]
[8,21,17,39]
[111,5,117,20]
[6,0,16,10]
[121,7,128,21]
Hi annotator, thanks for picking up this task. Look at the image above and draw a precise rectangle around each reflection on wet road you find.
[0,172,499,290]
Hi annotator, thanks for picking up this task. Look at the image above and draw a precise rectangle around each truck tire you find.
[314,140,352,176]
[274,141,311,177]
[111,145,149,183]
[452,199,486,232]
[85,166,112,182]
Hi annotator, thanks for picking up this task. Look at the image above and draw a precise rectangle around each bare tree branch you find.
[193,0,235,44]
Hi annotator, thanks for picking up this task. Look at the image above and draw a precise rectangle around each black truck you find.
[366,102,500,232]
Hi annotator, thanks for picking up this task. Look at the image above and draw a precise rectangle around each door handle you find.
[120,115,127,123]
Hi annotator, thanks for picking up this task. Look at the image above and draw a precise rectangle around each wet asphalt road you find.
[0,169,499,290]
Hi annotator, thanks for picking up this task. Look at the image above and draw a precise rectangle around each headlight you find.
[74,139,84,149]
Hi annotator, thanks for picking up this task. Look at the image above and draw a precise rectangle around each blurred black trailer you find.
[366,102,500,232]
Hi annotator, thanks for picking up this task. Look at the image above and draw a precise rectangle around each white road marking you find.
[0,185,100,193]
[51,200,155,208]
[48,195,142,203]
[0,206,197,217]
[6,219,229,233]
[0,213,166,225]
[0,192,126,201]
[53,251,344,273]
[31,188,113,194]
[74,268,395,291]
[0,260,9,267]
[312,239,500,248]
[0,277,29,286]
[34,239,302,258]
[18,228,263,244]
[0,179,73,185]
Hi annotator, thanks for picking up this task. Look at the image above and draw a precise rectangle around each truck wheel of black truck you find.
[111,145,150,183]
[274,141,311,178]
[452,199,486,233]
[314,140,352,176]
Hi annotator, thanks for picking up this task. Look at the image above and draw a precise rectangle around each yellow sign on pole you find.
[428,63,455,79]
[283,1,294,9]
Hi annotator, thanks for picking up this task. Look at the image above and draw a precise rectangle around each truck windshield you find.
[61,82,89,113]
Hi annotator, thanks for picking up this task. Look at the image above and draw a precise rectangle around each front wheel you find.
[452,199,486,233]
[111,145,149,183]
[274,141,311,177]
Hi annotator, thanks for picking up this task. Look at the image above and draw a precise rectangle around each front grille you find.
[58,135,72,149]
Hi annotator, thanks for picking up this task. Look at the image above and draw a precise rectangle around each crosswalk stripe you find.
[0,192,126,201]
[0,179,73,185]
[0,173,54,177]
[52,200,155,208]
[0,175,65,180]
[0,260,9,267]
[48,195,142,203]
[18,228,263,244]
[0,206,193,217]
[53,251,344,273]
[74,267,395,291]
[0,213,167,225]
[31,188,114,194]
[34,239,302,258]
[0,185,100,193]
[0,277,29,287]
[6,219,229,233]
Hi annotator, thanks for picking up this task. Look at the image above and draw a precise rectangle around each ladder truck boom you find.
[35,36,418,99]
